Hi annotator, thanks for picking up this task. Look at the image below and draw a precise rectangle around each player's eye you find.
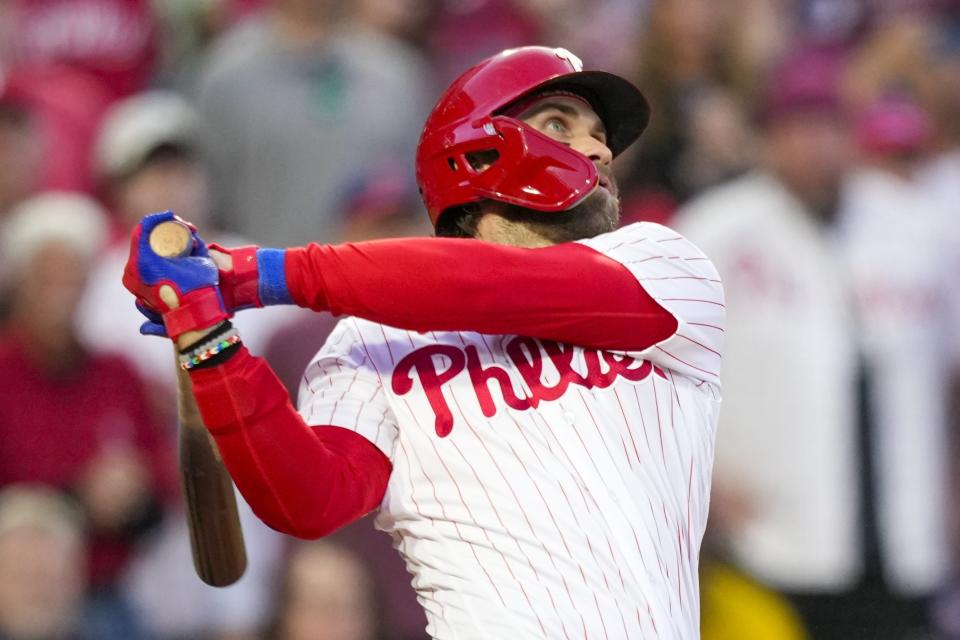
[544,117,568,135]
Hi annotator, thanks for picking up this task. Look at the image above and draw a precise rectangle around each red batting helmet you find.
[415,46,650,227]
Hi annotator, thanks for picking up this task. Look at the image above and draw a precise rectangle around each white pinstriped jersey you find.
[298,222,724,639]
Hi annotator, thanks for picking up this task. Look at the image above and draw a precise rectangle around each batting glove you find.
[135,299,167,337]
[207,243,294,310]
[122,211,229,339]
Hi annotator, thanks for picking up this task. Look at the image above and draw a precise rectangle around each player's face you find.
[513,95,621,240]
[517,95,617,196]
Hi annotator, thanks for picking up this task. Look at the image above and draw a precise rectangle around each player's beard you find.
[503,177,621,244]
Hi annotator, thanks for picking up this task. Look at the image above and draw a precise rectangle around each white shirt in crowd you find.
[677,169,958,595]
[839,166,958,594]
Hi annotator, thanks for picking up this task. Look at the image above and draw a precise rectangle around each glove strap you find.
[212,244,262,310]
[164,288,230,338]
[231,245,261,308]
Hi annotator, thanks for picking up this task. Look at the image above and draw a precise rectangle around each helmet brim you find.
[522,71,650,157]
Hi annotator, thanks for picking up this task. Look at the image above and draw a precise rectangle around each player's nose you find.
[571,135,613,167]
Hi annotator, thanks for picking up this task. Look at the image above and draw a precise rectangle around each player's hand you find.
[122,211,229,339]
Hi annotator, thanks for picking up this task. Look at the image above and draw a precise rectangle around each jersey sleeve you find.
[577,222,726,384]
[297,319,399,460]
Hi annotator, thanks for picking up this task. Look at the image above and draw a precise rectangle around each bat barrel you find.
[179,418,248,586]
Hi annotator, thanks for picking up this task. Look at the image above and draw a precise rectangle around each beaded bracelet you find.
[178,326,242,371]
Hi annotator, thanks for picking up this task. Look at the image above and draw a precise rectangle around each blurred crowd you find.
[0,0,958,638]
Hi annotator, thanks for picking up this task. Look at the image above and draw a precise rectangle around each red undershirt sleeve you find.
[188,347,391,539]
[284,238,677,352]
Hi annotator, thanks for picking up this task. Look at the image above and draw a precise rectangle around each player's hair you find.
[435,203,483,239]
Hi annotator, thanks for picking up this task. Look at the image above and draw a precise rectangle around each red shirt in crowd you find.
[4,0,158,100]
[0,329,176,586]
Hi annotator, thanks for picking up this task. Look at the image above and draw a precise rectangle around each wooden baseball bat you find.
[151,220,247,587]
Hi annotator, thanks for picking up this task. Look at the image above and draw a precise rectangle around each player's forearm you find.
[284,238,677,351]
[188,347,391,538]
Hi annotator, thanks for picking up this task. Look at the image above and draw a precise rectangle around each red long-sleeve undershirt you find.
[190,348,391,539]
[285,238,676,351]
[190,238,677,538]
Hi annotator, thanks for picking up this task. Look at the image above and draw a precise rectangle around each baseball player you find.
[123,47,725,639]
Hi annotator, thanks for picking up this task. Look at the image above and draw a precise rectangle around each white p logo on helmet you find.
[554,48,583,72]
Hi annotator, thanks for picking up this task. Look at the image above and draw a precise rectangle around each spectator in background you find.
[843,25,960,639]
[0,67,113,196]
[337,161,431,242]
[76,90,292,640]
[0,485,91,640]
[94,90,210,225]
[843,15,943,116]
[194,0,431,246]
[618,81,756,228]
[700,559,808,640]
[0,193,177,640]
[917,16,960,286]
[792,0,869,46]
[917,44,960,572]
[678,47,957,638]
[350,0,435,46]
[0,0,159,194]
[0,98,41,220]
[1,0,158,100]
[621,0,768,216]
[427,0,644,83]
[839,91,957,618]
[427,0,545,86]
[266,539,386,640]
[545,0,648,77]
[677,51,858,629]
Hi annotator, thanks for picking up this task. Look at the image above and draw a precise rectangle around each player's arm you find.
[123,212,389,539]
[216,237,678,351]
[187,344,391,538]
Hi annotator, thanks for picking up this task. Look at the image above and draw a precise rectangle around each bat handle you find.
[150,220,193,258]
[148,220,198,313]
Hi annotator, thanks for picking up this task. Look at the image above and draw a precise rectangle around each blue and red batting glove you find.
[122,211,230,339]
[135,299,167,337]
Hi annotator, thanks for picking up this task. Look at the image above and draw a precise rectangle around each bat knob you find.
[150,220,193,258]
